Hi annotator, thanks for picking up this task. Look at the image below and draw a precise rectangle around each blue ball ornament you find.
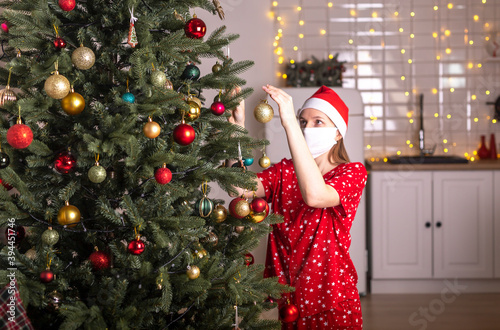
[122,92,135,103]
[243,158,254,166]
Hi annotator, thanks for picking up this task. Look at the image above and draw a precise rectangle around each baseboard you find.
[370,279,500,294]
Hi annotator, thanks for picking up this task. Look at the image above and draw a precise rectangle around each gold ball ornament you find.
[186,265,200,280]
[44,71,70,99]
[210,204,228,223]
[57,201,81,228]
[61,88,85,115]
[0,85,17,107]
[25,248,37,260]
[254,100,274,123]
[184,100,201,122]
[259,154,271,168]
[235,226,245,234]
[187,95,202,108]
[71,45,96,70]
[143,117,161,139]
[151,71,167,87]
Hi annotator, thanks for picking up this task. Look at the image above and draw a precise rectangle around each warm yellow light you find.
[299,20,304,26]
[434,5,439,10]
[396,151,402,156]
[410,11,415,17]
[434,113,439,117]
[408,59,413,64]
[444,148,449,153]
[443,139,448,144]
[293,46,298,51]
[278,28,283,33]
[471,94,477,100]
[366,144,372,149]
[350,9,357,16]
[474,15,479,21]
[432,88,438,94]
[409,144,414,148]
[349,39,354,44]
[320,29,327,35]
[405,91,410,96]
[394,11,399,16]
[401,75,406,81]
[372,12,378,18]
[290,59,295,64]
[433,32,438,38]
[399,27,404,33]
[493,119,498,124]
[468,62,474,69]
[486,90,491,95]
[328,2,333,8]
[277,16,282,21]
[278,32,282,37]
[275,36,280,41]
[478,63,482,68]
[450,88,455,92]
[410,34,415,39]
[482,0,486,3]
[409,119,414,124]
[445,30,451,36]
[282,73,287,79]
[447,114,452,119]
[276,72,281,77]
[297,6,302,11]
[436,55,441,60]
[276,47,283,55]
[280,21,284,26]
[328,54,334,59]
[469,40,474,45]
[353,65,358,69]
[273,41,278,47]
[272,1,278,6]
[369,28,375,33]
[485,23,490,29]
[383,157,388,162]
[447,3,453,9]
[278,56,284,64]
[486,36,490,41]
[474,117,479,122]
[299,33,304,39]
[307,60,312,65]
[406,140,411,144]
[401,49,406,54]
[445,48,451,54]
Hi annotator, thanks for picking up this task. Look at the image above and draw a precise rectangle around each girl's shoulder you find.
[331,162,367,176]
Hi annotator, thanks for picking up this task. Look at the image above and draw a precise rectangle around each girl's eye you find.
[315,119,323,125]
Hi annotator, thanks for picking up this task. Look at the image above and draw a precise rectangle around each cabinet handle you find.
[436,221,442,228]
[425,222,431,228]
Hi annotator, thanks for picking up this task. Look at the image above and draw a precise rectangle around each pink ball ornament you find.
[210,101,225,116]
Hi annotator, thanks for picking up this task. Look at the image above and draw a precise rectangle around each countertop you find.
[366,159,500,171]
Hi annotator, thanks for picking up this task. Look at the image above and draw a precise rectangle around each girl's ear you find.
[335,129,343,141]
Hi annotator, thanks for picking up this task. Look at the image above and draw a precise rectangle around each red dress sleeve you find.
[256,160,283,203]
[326,162,367,217]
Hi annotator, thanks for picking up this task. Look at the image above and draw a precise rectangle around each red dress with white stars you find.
[257,159,367,329]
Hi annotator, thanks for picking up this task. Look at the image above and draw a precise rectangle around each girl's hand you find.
[262,84,297,129]
[228,86,245,127]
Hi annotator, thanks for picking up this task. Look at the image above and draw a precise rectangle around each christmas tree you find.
[0,0,288,328]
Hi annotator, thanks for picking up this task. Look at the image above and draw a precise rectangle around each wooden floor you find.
[360,293,500,330]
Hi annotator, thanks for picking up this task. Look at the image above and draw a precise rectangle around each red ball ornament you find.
[184,15,206,39]
[89,251,111,270]
[58,0,76,11]
[128,238,145,255]
[54,37,67,49]
[210,101,225,116]
[173,123,195,146]
[6,124,33,149]
[279,303,299,323]
[0,178,13,191]
[54,150,77,174]
[251,197,268,213]
[244,253,254,266]
[155,166,172,185]
[229,197,250,219]
[1,21,9,33]
[40,269,55,283]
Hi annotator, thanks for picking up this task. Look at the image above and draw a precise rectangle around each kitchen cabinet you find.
[371,170,494,281]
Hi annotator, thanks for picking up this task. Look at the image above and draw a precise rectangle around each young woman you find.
[229,85,367,329]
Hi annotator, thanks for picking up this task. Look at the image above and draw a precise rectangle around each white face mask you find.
[302,127,338,158]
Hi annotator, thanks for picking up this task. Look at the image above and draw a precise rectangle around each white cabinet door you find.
[494,172,500,278]
[371,171,433,279]
[433,171,494,278]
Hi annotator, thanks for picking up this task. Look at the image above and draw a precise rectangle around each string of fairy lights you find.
[270,0,498,162]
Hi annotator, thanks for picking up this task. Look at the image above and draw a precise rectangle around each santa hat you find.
[298,86,349,138]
